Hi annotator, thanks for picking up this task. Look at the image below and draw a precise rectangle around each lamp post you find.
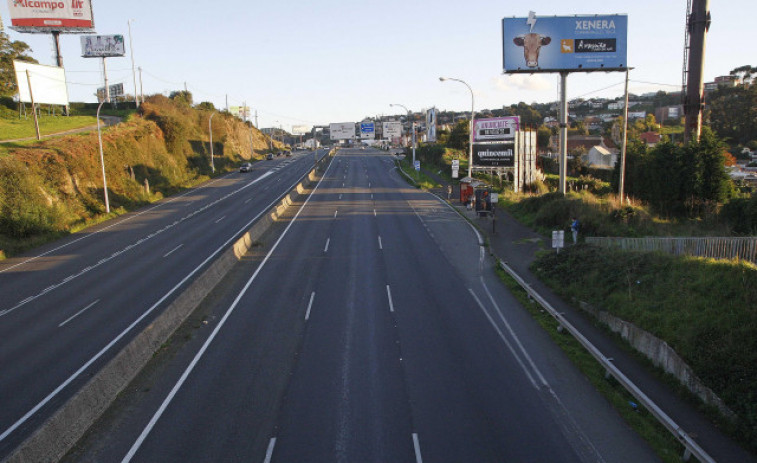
[127,19,139,108]
[439,77,475,179]
[390,103,414,165]
[96,100,110,213]
[208,112,216,173]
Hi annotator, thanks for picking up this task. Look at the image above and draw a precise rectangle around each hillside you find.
[0,95,281,258]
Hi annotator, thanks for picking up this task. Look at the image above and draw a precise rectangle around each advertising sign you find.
[360,122,375,140]
[292,125,310,135]
[425,108,437,142]
[330,122,356,140]
[502,13,627,73]
[81,35,125,57]
[473,142,515,167]
[473,116,520,142]
[14,60,69,106]
[382,121,402,139]
[7,0,95,32]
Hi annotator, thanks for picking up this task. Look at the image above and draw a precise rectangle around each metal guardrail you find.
[586,236,757,263]
[498,259,716,463]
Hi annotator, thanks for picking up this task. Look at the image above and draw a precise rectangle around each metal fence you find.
[586,236,757,263]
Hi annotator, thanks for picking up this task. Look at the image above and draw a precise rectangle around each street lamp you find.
[390,103,415,165]
[96,100,110,213]
[439,77,475,179]
[208,112,216,173]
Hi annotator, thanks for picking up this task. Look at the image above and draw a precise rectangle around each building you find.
[583,145,617,168]
[639,131,662,147]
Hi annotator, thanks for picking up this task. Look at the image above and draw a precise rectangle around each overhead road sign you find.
[329,122,356,140]
[360,122,375,140]
[7,0,95,32]
[502,14,627,73]
[473,116,520,142]
[382,121,402,139]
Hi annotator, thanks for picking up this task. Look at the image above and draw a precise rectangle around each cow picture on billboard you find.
[513,33,551,68]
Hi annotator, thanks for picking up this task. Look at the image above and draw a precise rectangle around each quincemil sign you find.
[7,0,95,32]
[502,13,627,73]
[473,142,515,167]
[473,116,520,142]
[329,122,356,140]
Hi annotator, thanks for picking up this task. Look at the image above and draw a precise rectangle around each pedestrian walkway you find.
[420,166,755,463]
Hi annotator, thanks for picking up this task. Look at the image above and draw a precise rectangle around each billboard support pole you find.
[559,71,568,195]
[52,32,63,67]
[25,70,41,140]
[619,68,630,204]
[102,57,111,103]
[127,20,139,109]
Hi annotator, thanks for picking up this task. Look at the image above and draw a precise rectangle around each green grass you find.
[396,157,441,190]
[0,115,98,141]
[496,265,690,463]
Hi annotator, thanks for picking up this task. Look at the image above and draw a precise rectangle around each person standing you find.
[570,217,580,244]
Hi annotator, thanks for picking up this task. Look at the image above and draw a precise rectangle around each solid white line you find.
[0,169,293,444]
[162,244,183,258]
[58,300,100,328]
[263,437,276,463]
[468,288,539,389]
[324,238,331,253]
[305,292,316,320]
[121,156,333,463]
[214,216,226,224]
[378,236,383,250]
[412,433,423,463]
[386,285,395,312]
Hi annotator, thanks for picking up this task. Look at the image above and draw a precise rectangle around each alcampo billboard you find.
[502,13,627,73]
[7,0,95,32]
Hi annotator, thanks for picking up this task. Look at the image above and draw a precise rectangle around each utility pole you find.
[683,0,711,143]
[128,19,139,108]
[138,67,144,104]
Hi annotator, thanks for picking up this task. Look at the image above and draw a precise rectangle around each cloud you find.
[492,74,553,93]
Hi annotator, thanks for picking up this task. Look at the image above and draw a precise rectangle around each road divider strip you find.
[3,153,334,463]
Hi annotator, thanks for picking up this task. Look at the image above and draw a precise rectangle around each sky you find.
[1,0,755,131]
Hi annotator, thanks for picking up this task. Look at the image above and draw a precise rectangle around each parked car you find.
[239,162,252,172]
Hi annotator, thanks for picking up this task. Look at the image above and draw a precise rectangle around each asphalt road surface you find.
[69,148,658,463]
[0,150,328,458]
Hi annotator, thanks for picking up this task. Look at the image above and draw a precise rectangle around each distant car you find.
[277,151,283,157]
[239,162,252,172]
[266,153,274,160]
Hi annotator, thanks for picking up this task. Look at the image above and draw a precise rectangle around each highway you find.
[0,149,329,459]
[71,148,659,462]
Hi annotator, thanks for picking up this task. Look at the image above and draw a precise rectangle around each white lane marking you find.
[162,244,184,258]
[244,197,253,204]
[0,171,275,318]
[0,168,301,445]
[214,216,226,224]
[324,238,331,253]
[305,292,316,320]
[334,210,338,218]
[480,276,548,387]
[467,288,539,389]
[263,437,276,463]
[339,193,342,200]
[413,433,423,463]
[386,285,395,312]
[378,236,383,250]
[371,193,374,200]
[0,175,232,275]
[369,182,371,188]
[58,300,100,328]
[374,208,377,217]
[342,182,345,187]
[121,155,333,463]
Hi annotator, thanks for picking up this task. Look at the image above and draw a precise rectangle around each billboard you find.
[292,125,311,135]
[473,142,515,167]
[14,60,69,106]
[382,121,402,139]
[7,0,94,32]
[426,108,437,142]
[502,13,627,73]
[81,35,125,58]
[96,83,124,101]
[329,122,355,140]
[473,116,520,142]
[229,106,250,120]
[360,122,375,140]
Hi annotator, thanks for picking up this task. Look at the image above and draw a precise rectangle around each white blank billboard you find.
[329,122,355,140]
[14,61,69,106]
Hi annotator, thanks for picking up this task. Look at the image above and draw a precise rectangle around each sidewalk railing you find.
[586,236,757,263]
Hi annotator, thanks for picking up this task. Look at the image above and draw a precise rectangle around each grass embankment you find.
[531,245,757,454]
[0,95,280,258]
[0,115,98,140]
[395,157,441,189]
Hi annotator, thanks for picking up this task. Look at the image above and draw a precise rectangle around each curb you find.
[3,155,332,463]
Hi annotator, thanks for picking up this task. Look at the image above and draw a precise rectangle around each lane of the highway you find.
[78,149,657,462]
[0,150,328,457]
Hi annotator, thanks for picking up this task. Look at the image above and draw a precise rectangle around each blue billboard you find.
[502,14,627,73]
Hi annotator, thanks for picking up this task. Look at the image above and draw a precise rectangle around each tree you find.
[707,83,757,145]
[536,126,552,151]
[447,119,470,151]
[169,90,193,107]
[0,30,37,98]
